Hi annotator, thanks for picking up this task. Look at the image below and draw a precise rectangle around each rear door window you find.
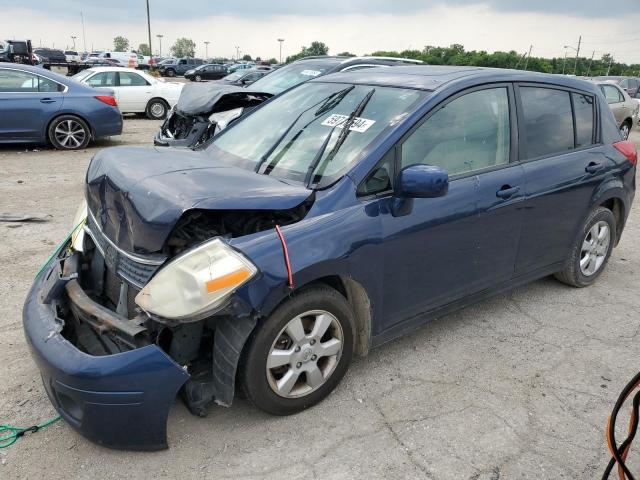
[601,85,623,104]
[520,87,574,159]
[118,72,149,86]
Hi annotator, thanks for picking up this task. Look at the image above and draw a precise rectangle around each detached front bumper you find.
[23,256,189,450]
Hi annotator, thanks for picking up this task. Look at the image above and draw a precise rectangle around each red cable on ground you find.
[275,225,294,290]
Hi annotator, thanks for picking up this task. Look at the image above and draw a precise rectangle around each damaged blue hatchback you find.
[24,66,636,450]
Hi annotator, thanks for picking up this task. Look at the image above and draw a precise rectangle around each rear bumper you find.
[23,257,189,450]
[91,107,123,138]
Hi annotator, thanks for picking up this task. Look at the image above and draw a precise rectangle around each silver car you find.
[597,81,639,139]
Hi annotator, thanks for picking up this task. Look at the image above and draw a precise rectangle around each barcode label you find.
[321,114,376,133]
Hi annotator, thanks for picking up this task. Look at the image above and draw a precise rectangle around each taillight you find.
[613,140,638,167]
[94,95,118,107]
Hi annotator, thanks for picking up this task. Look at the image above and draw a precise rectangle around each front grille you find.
[86,214,166,288]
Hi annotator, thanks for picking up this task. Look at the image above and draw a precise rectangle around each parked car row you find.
[0,58,638,152]
[22,63,637,451]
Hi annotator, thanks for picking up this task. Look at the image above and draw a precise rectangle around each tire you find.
[195,74,202,82]
[239,286,355,416]
[166,69,175,77]
[48,115,91,150]
[554,207,616,287]
[620,121,631,140]
[146,98,168,120]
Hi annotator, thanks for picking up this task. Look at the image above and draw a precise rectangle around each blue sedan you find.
[24,66,636,450]
[0,63,122,149]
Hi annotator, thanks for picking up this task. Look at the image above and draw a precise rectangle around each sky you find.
[3,1,640,63]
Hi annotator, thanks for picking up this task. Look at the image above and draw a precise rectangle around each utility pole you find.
[562,49,568,75]
[277,38,284,64]
[523,45,533,71]
[573,35,581,75]
[606,54,613,75]
[586,50,595,76]
[235,45,240,61]
[204,41,210,58]
[145,0,153,66]
[70,36,77,50]
[80,10,87,53]
[156,34,163,57]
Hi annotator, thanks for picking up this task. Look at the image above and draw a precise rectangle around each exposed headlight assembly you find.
[135,238,257,321]
[70,200,87,252]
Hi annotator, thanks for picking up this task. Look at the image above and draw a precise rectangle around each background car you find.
[64,50,80,63]
[33,48,67,64]
[184,63,228,82]
[596,81,639,139]
[158,58,204,77]
[155,55,425,148]
[72,66,183,119]
[228,63,254,73]
[594,76,640,99]
[218,68,270,86]
[0,63,122,149]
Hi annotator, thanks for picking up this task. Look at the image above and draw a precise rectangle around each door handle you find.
[496,185,520,199]
[40,98,56,103]
[585,162,603,174]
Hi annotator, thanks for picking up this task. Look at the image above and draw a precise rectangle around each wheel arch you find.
[590,181,630,246]
[44,112,94,143]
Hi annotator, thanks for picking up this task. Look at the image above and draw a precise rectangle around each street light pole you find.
[277,38,284,64]
[71,36,77,50]
[145,0,153,67]
[156,34,163,57]
[235,45,240,61]
[204,41,210,59]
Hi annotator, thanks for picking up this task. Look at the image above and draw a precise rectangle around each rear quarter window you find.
[573,93,595,148]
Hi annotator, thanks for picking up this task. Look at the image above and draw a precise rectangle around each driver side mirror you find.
[396,164,449,198]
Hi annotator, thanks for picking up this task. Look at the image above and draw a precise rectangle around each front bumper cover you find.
[23,257,190,450]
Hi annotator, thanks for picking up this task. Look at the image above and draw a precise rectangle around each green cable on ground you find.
[0,416,61,448]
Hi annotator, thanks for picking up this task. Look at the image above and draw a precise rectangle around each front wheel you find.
[194,74,202,82]
[165,69,175,77]
[554,207,616,287]
[240,286,355,415]
[48,115,91,150]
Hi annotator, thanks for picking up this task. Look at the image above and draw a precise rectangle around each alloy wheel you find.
[580,220,610,276]
[54,119,86,149]
[266,310,344,398]
[195,75,201,82]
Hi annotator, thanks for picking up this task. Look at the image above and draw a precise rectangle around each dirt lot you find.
[0,120,639,479]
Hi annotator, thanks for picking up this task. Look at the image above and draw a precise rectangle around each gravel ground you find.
[0,121,638,479]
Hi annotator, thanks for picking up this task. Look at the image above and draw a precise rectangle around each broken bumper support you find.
[23,257,190,450]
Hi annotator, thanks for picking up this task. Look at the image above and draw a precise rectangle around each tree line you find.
[110,36,640,75]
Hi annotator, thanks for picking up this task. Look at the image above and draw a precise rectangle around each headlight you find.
[70,200,87,252]
[135,238,257,320]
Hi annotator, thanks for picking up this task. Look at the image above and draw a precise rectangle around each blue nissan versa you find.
[23,66,636,450]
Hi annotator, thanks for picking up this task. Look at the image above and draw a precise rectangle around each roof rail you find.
[362,56,424,64]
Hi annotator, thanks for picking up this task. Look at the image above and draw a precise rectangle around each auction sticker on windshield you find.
[300,69,322,77]
[321,114,376,133]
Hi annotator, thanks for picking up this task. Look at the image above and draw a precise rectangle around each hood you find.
[85,146,311,253]
[175,82,272,115]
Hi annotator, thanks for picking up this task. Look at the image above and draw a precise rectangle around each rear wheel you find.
[620,121,631,140]
[554,207,616,287]
[240,286,355,415]
[166,68,176,77]
[146,98,168,120]
[48,115,91,150]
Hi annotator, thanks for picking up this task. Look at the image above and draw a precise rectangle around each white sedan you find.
[72,67,183,119]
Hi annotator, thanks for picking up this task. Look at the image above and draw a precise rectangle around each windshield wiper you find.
[305,88,376,188]
[254,86,355,174]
